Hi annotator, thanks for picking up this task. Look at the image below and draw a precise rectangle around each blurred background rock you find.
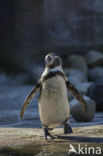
[0,0,103,78]
[0,0,103,127]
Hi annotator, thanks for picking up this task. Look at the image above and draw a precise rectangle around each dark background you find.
[0,0,103,78]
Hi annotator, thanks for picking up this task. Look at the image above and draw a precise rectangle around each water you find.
[0,85,103,128]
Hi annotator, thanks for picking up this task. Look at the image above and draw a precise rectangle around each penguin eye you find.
[48,56,52,61]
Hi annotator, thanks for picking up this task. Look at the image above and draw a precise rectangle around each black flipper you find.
[66,80,87,113]
[20,82,41,119]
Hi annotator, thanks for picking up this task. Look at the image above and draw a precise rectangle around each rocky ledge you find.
[0,125,103,156]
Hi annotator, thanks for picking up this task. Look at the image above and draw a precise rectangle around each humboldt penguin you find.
[20,53,87,139]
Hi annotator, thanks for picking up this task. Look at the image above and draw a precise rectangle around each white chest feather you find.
[39,75,70,128]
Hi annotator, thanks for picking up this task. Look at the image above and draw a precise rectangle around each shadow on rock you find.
[56,136,103,143]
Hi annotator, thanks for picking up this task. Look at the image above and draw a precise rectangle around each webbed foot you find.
[44,128,55,140]
[64,123,73,135]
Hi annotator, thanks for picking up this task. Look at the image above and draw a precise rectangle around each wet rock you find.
[86,50,103,67]
[0,73,29,85]
[89,67,103,81]
[64,68,71,76]
[0,61,43,84]
[0,55,28,75]
[87,76,103,111]
[29,65,44,83]
[67,54,88,75]
[0,126,103,155]
[67,69,88,86]
[76,82,93,95]
[70,96,96,122]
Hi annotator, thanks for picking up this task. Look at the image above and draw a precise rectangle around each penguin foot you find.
[64,123,73,135]
[44,128,55,140]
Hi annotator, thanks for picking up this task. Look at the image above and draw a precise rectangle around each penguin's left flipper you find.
[66,80,87,113]
[64,123,73,135]
[20,81,41,119]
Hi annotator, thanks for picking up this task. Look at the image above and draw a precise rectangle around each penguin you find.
[20,53,87,139]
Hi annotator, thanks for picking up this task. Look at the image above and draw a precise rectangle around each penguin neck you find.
[42,65,64,77]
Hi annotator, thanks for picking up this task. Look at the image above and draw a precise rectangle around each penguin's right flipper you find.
[20,82,41,119]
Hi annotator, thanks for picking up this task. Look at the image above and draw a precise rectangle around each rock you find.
[87,76,103,111]
[86,50,103,67]
[64,68,71,76]
[75,82,93,95]
[0,64,44,85]
[0,73,30,85]
[67,54,88,75]
[70,96,96,122]
[0,126,103,155]
[89,67,103,81]
[28,65,44,83]
[67,69,88,86]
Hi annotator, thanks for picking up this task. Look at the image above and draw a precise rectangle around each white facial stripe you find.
[42,66,63,78]
[49,66,63,72]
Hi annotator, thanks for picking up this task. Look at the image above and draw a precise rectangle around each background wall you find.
[0,0,103,75]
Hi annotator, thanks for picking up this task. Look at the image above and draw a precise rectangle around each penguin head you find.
[45,53,62,68]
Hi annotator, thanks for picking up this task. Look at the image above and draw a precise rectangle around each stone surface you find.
[70,96,96,122]
[0,126,103,155]
[87,76,103,111]
[86,50,103,67]
[67,54,88,75]
[76,82,93,95]
[29,65,44,83]
[0,73,30,85]
[89,67,103,81]
[67,69,87,86]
